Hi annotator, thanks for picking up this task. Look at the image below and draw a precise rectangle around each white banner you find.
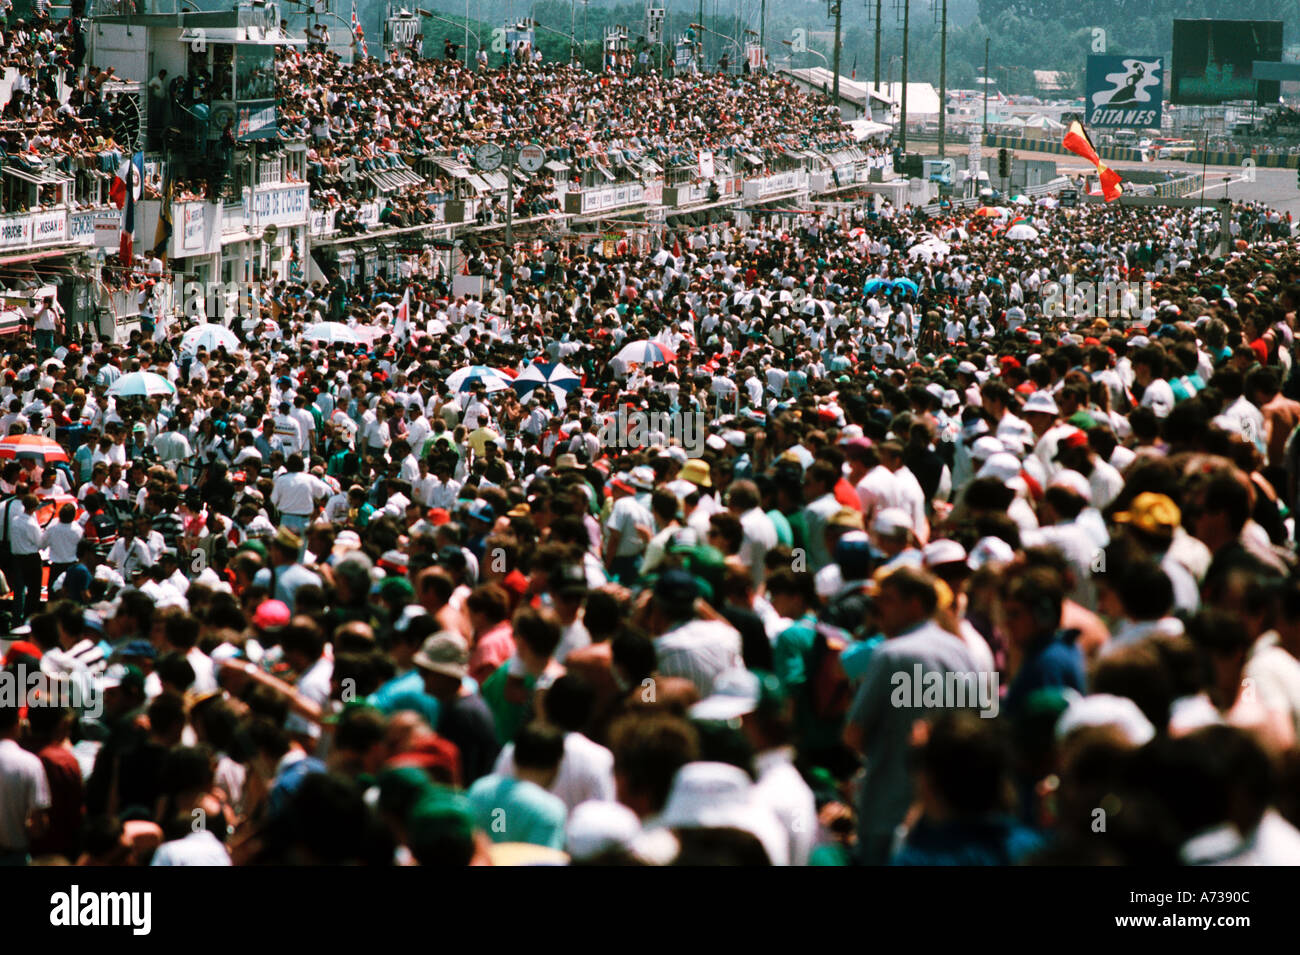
[182,204,204,251]
[30,209,67,245]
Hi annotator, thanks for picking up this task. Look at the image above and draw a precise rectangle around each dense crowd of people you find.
[3,31,1300,867]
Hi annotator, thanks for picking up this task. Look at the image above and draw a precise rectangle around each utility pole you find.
[698,0,704,67]
[982,37,989,137]
[899,0,908,150]
[873,0,881,93]
[506,150,514,248]
[937,0,946,158]
[760,0,766,67]
[831,0,842,104]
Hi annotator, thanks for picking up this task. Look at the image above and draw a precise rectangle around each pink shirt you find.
[469,620,515,684]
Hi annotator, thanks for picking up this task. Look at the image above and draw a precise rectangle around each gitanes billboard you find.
[1085,55,1164,128]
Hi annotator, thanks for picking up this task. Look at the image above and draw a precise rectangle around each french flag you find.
[110,152,143,209]
[119,156,136,266]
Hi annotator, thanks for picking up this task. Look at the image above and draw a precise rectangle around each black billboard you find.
[1171,19,1283,105]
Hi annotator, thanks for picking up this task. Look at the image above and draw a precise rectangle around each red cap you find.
[1060,429,1089,450]
[502,568,529,597]
[386,733,463,786]
[3,640,42,664]
[1015,381,1036,395]
[428,507,451,526]
[251,599,291,630]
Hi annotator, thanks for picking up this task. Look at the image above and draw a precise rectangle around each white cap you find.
[923,538,968,568]
[1055,693,1156,746]
[971,435,1005,462]
[977,451,1022,484]
[1049,468,1093,503]
[968,536,1016,570]
[689,668,761,722]
[1022,391,1059,416]
[872,507,914,536]
[566,801,643,862]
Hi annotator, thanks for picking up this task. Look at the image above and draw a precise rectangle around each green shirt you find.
[466,774,567,848]
[767,508,793,548]
[480,663,536,746]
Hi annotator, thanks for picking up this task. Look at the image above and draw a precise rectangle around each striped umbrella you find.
[614,340,676,365]
[445,365,512,394]
[179,323,240,354]
[512,362,582,406]
[0,434,69,463]
[106,371,177,398]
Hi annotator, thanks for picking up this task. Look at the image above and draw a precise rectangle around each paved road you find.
[914,141,1300,216]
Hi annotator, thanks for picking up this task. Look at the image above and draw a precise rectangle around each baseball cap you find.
[923,538,968,568]
[1022,391,1059,416]
[101,663,144,693]
[412,631,470,680]
[1112,493,1180,537]
[252,599,291,631]
[872,507,913,537]
[689,667,761,722]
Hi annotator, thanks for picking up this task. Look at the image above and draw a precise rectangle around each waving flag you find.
[109,151,144,209]
[1063,119,1123,202]
[393,287,411,344]
[350,0,368,58]
[119,154,136,266]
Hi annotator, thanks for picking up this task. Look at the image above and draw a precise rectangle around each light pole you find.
[418,9,480,67]
[531,13,578,64]
[782,38,828,72]
[691,21,740,71]
[982,37,989,137]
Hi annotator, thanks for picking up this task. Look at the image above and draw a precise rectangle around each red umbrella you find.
[36,494,83,527]
[0,434,68,463]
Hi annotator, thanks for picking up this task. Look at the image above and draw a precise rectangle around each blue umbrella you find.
[512,362,582,406]
[863,278,891,295]
[891,278,920,296]
[446,365,512,394]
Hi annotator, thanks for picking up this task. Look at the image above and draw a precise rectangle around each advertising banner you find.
[1086,55,1164,128]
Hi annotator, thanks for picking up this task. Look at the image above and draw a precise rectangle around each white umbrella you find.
[733,289,771,309]
[909,240,950,262]
[615,340,676,364]
[1005,224,1040,241]
[303,321,359,344]
[513,362,582,406]
[445,365,512,393]
[107,371,176,398]
[1036,196,1059,208]
[179,323,240,354]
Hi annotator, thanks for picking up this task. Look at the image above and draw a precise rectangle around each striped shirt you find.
[152,511,185,551]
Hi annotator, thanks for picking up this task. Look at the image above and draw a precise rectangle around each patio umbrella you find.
[303,321,359,344]
[512,362,582,406]
[733,289,771,309]
[445,365,513,394]
[0,434,69,463]
[107,371,176,398]
[179,323,240,355]
[36,494,83,527]
[615,340,676,364]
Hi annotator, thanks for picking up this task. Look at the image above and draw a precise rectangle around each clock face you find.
[475,143,503,171]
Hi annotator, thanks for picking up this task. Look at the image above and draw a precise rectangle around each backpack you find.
[807,619,854,724]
